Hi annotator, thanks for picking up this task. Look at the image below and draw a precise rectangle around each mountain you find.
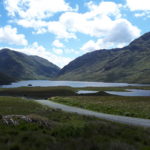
[58,32,150,83]
[0,48,60,80]
[0,72,15,85]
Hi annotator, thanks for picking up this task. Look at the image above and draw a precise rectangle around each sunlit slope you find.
[58,32,150,83]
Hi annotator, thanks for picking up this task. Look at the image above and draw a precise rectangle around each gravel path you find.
[36,100,150,128]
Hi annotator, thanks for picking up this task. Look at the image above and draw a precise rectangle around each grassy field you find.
[77,86,150,91]
[0,96,150,150]
[0,86,76,99]
[0,86,116,99]
[49,96,150,119]
[0,86,150,119]
[0,86,150,98]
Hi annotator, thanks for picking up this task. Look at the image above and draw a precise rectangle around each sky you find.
[0,0,150,68]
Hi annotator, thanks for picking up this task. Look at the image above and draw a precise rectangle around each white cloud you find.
[4,0,77,37]
[3,0,141,50]
[8,42,72,68]
[53,48,63,55]
[135,11,150,18]
[5,1,123,39]
[57,12,111,38]
[4,0,72,20]
[81,19,141,52]
[58,1,122,38]
[17,19,47,29]
[48,21,76,39]
[126,0,150,11]
[126,0,150,18]
[86,1,122,19]
[105,19,141,44]
[81,40,99,52]
[64,48,79,55]
[55,1,140,40]
[16,19,48,34]
[58,2,140,48]
[81,39,116,52]
[52,40,64,48]
[0,25,28,46]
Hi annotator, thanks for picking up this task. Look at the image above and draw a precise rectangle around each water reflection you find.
[77,90,98,94]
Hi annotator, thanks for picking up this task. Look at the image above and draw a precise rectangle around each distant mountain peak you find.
[140,32,150,40]
[129,32,150,46]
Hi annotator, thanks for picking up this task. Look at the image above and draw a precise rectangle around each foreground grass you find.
[0,96,150,150]
[50,96,150,119]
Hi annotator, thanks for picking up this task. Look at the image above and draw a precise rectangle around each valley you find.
[1,32,150,84]
[0,32,150,150]
[1,0,150,149]
[0,85,150,150]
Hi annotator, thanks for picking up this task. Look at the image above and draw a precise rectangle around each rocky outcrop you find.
[0,114,54,128]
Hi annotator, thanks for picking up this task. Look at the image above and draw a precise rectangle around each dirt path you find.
[36,100,150,128]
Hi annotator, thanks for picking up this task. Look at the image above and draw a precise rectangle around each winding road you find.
[36,100,150,128]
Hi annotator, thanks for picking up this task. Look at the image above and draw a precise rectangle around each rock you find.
[0,114,53,128]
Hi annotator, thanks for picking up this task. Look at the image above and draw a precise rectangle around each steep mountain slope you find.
[0,72,15,85]
[0,49,60,80]
[58,32,150,83]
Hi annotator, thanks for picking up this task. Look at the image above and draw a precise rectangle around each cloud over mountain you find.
[0,0,149,67]
[0,25,28,46]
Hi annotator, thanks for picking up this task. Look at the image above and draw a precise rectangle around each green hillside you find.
[0,49,60,80]
[0,72,15,85]
[58,32,150,83]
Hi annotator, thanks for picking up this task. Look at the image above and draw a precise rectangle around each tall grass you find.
[49,96,150,119]
[0,96,150,150]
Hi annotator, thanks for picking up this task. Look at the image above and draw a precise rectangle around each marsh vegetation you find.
[0,96,150,150]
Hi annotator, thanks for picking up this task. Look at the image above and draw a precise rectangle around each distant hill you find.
[0,49,60,81]
[0,72,15,85]
[58,32,150,83]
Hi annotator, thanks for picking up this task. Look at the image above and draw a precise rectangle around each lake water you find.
[106,89,150,96]
[77,90,98,94]
[0,80,147,88]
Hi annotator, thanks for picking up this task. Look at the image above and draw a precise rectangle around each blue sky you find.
[0,0,150,67]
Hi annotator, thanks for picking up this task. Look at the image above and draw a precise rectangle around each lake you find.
[77,90,98,94]
[106,89,150,96]
[0,80,147,88]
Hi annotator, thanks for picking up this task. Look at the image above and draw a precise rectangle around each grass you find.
[76,86,150,91]
[0,86,117,99]
[49,96,150,119]
[0,96,47,115]
[0,96,150,150]
[0,86,76,99]
[0,86,150,99]
[0,86,150,119]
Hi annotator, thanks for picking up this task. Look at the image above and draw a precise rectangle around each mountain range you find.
[0,32,150,84]
[58,32,150,83]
